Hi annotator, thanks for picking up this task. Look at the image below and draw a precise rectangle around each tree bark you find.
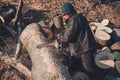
[20,23,71,80]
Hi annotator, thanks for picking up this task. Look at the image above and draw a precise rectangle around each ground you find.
[0,0,120,80]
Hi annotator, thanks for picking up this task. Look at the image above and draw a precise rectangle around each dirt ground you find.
[0,0,120,80]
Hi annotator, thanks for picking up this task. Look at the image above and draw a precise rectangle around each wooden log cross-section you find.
[94,30,111,46]
[20,23,71,80]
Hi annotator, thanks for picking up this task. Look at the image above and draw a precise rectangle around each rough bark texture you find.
[20,23,71,80]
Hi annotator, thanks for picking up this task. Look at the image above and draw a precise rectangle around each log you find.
[99,60,115,68]
[111,41,120,50]
[20,23,71,80]
[90,21,112,33]
[101,19,109,26]
[95,50,114,69]
[94,30,111,46]
[0,55,31,79]
[97,27,112,33]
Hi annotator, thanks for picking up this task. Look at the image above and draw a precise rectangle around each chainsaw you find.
[37,33,63,50]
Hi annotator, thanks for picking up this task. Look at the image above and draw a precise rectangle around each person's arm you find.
[62,15,79,43]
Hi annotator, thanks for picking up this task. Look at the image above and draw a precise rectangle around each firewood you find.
[95,50,114,69]
[101,19,109,26]
[95,30,111,46]
[111,41,120,50]
[90,21,112,33]
[97,26,112,33]
[99,60,115,68]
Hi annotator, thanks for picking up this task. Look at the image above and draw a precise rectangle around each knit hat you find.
[61,2,76,14]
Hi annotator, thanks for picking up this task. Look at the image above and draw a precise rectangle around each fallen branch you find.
[13,22,22,60]
[0,55,31,79]
[10,0,23,27]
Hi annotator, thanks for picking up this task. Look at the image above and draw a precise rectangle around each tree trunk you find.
[20,23,71,80]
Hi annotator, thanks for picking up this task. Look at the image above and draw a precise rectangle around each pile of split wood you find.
[90,19,120,76]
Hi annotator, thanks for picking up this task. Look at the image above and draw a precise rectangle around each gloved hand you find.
[57,38,62,44]
[57,34,62,44]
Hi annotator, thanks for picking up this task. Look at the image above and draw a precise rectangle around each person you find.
[60,2,97,80]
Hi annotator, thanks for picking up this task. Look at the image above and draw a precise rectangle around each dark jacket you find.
[62,14,96,56]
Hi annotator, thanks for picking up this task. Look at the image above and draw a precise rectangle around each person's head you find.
[61,2,76,20]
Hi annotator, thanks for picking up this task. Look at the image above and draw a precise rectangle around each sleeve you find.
[62,15,79,43]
